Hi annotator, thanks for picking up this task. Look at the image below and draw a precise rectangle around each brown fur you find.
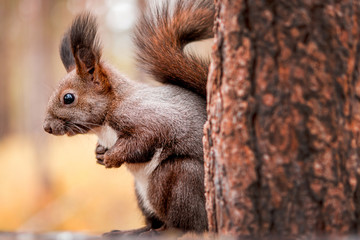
[148,156,207,232]
[133,0,214,97]
[44,0,214,236]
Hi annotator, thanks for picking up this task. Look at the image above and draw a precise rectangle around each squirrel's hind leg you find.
[102,226,151,239]
[148,156,208,233]
[102,206,166,239]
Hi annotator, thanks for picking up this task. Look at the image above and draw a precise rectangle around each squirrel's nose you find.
[44,124,53,134]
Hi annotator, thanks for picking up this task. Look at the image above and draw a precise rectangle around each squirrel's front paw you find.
[103,151,124,168]
[95,143,108,166]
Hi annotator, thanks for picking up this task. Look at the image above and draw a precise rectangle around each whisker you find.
[64,120,108,135]
[66,122,85,134]
[74,121,103,128]
[74,124,86,133]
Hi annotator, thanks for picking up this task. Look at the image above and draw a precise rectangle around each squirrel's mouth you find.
[66,131,77,137]
[43,118,91,136]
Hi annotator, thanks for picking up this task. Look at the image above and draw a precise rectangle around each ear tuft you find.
[69,12,102,77]
[59,31,75,72]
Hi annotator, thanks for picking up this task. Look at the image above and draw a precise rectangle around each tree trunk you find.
[0,0,11,138]
[21,0,54,196]
[22,0,53,135]
[204,0,360,238]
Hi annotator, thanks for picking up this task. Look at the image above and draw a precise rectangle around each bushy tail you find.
[133,0,214,98]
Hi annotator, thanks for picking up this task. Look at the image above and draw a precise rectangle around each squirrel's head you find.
[44,13,112,136]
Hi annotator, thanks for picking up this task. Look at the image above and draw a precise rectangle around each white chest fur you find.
[94,125,162,215]
[94,125,118,149]
[126,148,162,215]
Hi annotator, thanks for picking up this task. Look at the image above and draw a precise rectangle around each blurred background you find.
[0,0,150,235]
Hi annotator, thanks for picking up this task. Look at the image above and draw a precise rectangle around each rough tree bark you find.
[204,0,360,238]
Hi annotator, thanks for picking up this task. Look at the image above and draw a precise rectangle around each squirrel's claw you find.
[95,143,107,166]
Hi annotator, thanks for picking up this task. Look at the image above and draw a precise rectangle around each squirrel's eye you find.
[63,93,75,105]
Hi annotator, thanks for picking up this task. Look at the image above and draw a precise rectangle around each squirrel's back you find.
[133,0,214,98]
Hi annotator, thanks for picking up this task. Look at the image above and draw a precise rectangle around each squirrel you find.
[43,0,214,236]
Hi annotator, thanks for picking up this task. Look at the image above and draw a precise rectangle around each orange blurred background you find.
[0,0,147,234]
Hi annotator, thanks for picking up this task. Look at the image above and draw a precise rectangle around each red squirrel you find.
[43,0,213,235]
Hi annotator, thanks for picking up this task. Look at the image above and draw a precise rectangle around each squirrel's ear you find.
[60,32,75,72]
[70,13,102,79]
